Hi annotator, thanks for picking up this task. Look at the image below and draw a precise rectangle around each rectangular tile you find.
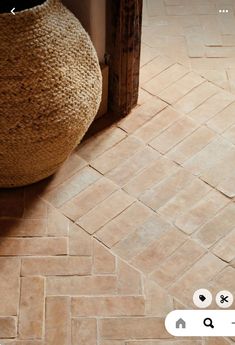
[167,126,217,164]
[91,136,143,174]
[100,317,169,340]
[45,297,70,345]
[47,276,117,296]
[77,190,135,234]
[0,237,68,256]
[21,256,92,276]
[0,317,16,338]
[188,91,235,124]
[174,82,219,114]
[143,64,188,95]
[118,97,167,133]
[0,258,20,316]
[19,276,45,339]
[107,146,160,186]
[149,116,198,154]
[131,228,186,274]
[72,318,97,345]
[0,219,47,237]
[169,254,226,306]
[213,229,235,263]
[76,126,126,161]
[158,179,211,222]
[175,190,229,234]
[151,240,206,288]
[42,166,101,208]
[195,203,235,248]
[139,169,194,211]
[140,55,174,84]
[113,214,173,260]
[71,296,145,317]
[134,106,182,143]
[95,202,153,248]
[207,101,235,133]
[60,177,118,221]
[123,157,178,198]
[158,72,204,104]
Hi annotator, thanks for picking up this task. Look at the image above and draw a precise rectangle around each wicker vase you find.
[0,0,102,188]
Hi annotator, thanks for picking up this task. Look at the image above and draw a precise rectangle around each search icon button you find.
[203,318,214,329]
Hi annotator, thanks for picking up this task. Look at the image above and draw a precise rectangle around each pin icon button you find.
[199,295,206,302]
[193,289,212,308]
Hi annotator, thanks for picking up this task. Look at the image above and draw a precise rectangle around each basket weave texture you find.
[0,0,102,188]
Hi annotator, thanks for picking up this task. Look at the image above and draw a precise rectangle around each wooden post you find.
[106,0,143,117]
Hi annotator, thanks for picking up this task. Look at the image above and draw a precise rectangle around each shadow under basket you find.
[0,0,102,188]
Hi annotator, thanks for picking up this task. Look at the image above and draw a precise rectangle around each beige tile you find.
[140,169,194,211]
[188,91,235,124]
[69,223,92,256]
[72,318,97,345]
[201,149,235,188]
[158,72,204,104]
[140,55,174,85]
[131,228,186,274]
[207,101,235,133]
[60,177,118,221]
[186,33,205,58]
[19,276,45,339]
[77,190,135,234]
[169,254,226,306]
[42,166,101,208]
[47,276,117,296]
[173,82,219,114]
[143,63,188,95]
[123,157,178,198]
[117,259,142,295]
[91,136,144,174]
[0,317,17,338]
[149,116,198,154]
[200,15,223,47]
[93,241,116,274]
[0,237,67,256]
[0,219,47,237]
[195,203,235,248]
[223,123,235,145]
[45,297,70,345]
[100,317,169,340]
[118,97,167,133]
[76,126,126,161]
[106,146,160,186]
[0,258,20,317]
[217,174,235,198]
[21,256,92,276]
[71,296,145,317]
[134,106,182,143]
[158,179,211,223]
[196,69,229,90]
[95,202,153,248]
[47,205,69,236]
[167,126,217,164]
[175,190,229,234]
[45,152,87,190]
[205,338,232,345]
[183,137,233,175]
[113,214,174,260]
[151,240,206,288]
[144,278,173,316]
[213,229,235,262]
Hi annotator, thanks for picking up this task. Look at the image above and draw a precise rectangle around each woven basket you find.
[0,0,102,188]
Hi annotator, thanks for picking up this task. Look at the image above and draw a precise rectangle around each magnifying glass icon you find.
[203,318,214,329]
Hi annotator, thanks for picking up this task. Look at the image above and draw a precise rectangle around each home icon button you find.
[176,318,186,329]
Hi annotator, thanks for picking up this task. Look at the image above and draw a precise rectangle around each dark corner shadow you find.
[0,174,54,242]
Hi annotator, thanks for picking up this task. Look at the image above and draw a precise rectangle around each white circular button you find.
[216,290,234,308]
[193,289,212,308]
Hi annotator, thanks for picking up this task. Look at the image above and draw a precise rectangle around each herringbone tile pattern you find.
[0,1,235,344]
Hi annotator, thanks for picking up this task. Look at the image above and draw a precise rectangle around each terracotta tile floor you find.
[1,1,235,344]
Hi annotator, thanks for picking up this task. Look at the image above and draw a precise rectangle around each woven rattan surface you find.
[0,0,102,187]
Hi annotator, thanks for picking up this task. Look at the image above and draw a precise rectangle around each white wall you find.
[62,0,106,63]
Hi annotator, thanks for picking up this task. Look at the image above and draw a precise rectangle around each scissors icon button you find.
[216,291,234,308]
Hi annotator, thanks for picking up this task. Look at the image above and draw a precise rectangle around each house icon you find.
[176,318,186,329]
